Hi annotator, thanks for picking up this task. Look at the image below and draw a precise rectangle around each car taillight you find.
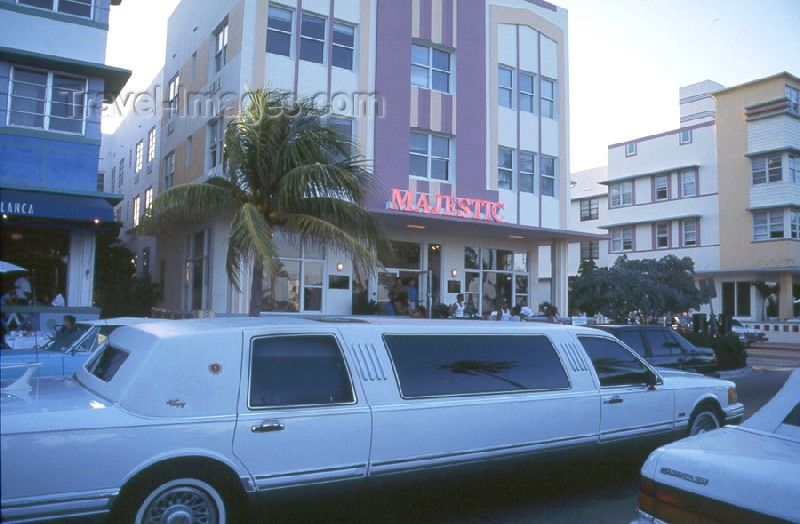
[728,387,737,404]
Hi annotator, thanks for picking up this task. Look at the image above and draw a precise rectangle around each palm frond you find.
[227,203,280,290]
[139,180,235,235]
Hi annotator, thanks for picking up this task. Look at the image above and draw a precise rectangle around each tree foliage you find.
[569,255,708,323]
[140,88,387,315]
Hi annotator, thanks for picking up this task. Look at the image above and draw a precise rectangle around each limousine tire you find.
[688,405,721,436]
[114,463,242,524]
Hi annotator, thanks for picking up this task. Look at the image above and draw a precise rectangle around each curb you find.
[715,366,753,379]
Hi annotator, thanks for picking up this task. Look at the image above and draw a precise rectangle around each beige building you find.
[714,72,800,321]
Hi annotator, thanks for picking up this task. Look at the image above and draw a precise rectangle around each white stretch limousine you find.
[1,317,744,523]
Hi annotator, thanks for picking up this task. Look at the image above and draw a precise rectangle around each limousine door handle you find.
[251,420,285,433]
[603,396,624,405]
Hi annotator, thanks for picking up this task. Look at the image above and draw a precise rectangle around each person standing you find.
[449,294,466,318]
[406,277,418,311]
[50,290,65,307]
[496,300,512,321]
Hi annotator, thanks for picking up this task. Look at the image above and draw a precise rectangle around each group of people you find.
[1,276,64,307]
[447,295,536,321]
[386,278,428,318]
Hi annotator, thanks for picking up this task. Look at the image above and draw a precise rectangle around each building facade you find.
[104,0,598,318]
[0,0,129,308]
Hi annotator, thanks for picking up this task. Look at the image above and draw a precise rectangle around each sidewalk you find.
[750,342,800,350]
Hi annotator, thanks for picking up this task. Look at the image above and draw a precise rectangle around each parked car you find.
[730,318,768,346]
[1,317,743,523]
[636,368,799,523]
[593,325,717,373]
[0,317,164,381]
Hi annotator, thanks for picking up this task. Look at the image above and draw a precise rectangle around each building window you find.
[682,220,697,247]
[497,147,513,190]
[208,118,224,170]
[722,281,752,318]
[625,142,637,157]
[519,151,535,194]
[680,169,697,197]
[580,241,599,260]
[267,5,293,56]
[609,181,633,207]
[186,135,192,167]
[328,117,354,159]
[411,44,451,93]
[679,129,692,145]
[409,131,450,181]
[147,127,156,162]
[167,73,180,118]
[332,22,355,70]
[135,140,144,174]
[790,210,799,239]
[96,171,104,192]
[752,155,783,185]
[654,174,668,201]
[214,20,229,73]
[498,66,513,108]
[261,233,325,313]
[753,210,784,240]
[132,195,141,227]
[300,13,326,64]
[142,247,150,277]
[611,227,633,253]
[464,247,530,318]
[18,0,92,18]
[8,67,86,134]
[541,77,555,118]
[144,186,153,212]
[787,85,800,115]
[541,156,556,197]
[580,198,599,221]
[789,155,799,184]
[519,72,534,113]
[111,167,116,192]
[184,230,210,311]
[163,151,175,190]
[118,158,125,187]
[655,222,669,249]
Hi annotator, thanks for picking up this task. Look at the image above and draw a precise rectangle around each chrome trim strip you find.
[601,421,674,437]
[2,491,118,510]
[254,463,368,481]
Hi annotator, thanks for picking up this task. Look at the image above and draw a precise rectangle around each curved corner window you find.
[85,344,129,382]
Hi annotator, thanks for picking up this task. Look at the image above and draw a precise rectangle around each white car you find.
[636,368,800,523]
[1,317,744,523]
[730,318,768,346]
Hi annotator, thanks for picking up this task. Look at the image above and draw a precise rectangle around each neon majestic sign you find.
[388,188,505,223]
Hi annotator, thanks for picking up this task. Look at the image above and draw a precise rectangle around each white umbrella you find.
[0,261,27,273]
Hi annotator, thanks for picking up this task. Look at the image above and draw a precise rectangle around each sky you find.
[104,0,800,172]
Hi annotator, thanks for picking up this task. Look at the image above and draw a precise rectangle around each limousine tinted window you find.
[578,336,648,387]
[384,334,569,398]
[250,335,354,408]
[618,331,645,356]
[85,344,129,382]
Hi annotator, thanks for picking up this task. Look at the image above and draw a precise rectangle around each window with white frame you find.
[679,129,692,145]
[163,151,175,190]
[610,181,633,207]
[144,186,153,212]
[580,241,599,260]
[332,22,355,70]
[625,142,637,157]
[541,156,556,197]
[411,44,451,93]
[681,170,697,197]
[498,66,513,108]
[580,198,599,221]
[751,155,783,185]
[132,195,141,227]
[519,151,535,193]
[611,227,633,253]
[267,5,293,56]
[208,118,224,170]
[300,13,326,64]
[519,72,534,113]
[167,73,180,118]
[18,0,92,18]
[753,210,784,240]
[789,154,799,184]
[135,140,144,174]
[261,233,325,313]
[147,127,156,162]
[409,131,450,181]
[118,158,125,187]
[655,174,668,200]
[787,85,800,115]
[655,222,669,248]
[682,220,697,246]
[790,210,799,239]
[541,77,555,118]
[214,20,229,73]
[328,116,354,160]
[463,247,530,318]
[8,67,87,134]
[498,147,513,190]
[184,230,209,311]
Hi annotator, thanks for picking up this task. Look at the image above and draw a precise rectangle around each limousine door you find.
[232,333,371,492]
[577,335,674,446]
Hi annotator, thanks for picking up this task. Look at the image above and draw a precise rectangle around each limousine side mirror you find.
[645,369,658,390]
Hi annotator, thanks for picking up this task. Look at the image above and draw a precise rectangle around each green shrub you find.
[684,333,747,371]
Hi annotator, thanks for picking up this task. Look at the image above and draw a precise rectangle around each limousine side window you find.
[618,331,645,356]
[85,344,129,382]
[249,335,354,408]
[384,334,569,398]
[578,336,649,387]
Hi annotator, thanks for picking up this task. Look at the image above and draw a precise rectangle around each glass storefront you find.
[464,247,529,318]
[261,231,325,313]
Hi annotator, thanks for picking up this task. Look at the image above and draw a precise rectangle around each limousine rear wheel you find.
[688,406,721,436]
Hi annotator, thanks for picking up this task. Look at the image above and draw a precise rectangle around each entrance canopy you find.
[0,188,117,223]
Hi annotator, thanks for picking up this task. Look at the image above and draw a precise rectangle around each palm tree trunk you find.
[249,258,264,317]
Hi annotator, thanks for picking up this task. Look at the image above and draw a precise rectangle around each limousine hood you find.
[1,377,124,434]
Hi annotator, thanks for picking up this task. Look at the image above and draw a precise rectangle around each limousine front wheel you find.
[688,407,721,436]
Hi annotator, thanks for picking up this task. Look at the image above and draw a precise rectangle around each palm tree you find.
[141,88,387,315]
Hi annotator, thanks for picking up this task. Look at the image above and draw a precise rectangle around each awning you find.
[0,188,115,223]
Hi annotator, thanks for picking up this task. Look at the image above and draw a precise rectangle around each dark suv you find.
[593,325,716,374]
